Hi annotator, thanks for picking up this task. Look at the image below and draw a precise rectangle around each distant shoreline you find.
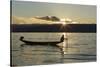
[11,24,96,33]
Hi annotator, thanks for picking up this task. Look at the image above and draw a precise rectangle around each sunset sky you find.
[12,0,96,24]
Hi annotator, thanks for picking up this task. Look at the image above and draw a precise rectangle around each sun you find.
[72,21,79,24]
[54,21,66,25]
[62,22,66,25]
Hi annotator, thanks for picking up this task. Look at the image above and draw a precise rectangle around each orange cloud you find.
[11,16,96,24]
[12,16,53,24]
[72,18,96,24]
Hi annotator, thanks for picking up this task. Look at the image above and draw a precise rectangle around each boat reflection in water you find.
[20,34,66,58]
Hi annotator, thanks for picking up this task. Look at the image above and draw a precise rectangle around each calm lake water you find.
[11,33,96,66]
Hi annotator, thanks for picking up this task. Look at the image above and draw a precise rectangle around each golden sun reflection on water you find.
[62,33,68,54]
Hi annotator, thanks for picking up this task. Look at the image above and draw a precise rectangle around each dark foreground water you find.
[11,33,96,66]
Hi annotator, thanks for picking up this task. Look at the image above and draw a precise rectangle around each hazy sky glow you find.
[12,0,96,24]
